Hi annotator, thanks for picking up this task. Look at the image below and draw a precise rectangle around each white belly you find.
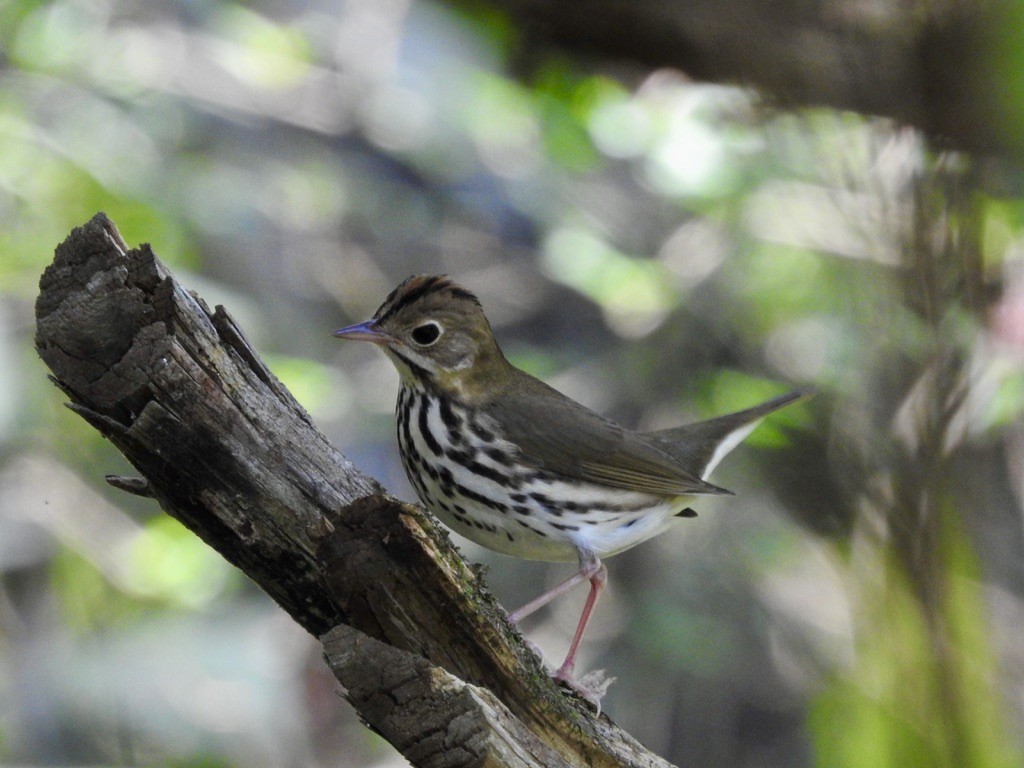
[396,386,692,562]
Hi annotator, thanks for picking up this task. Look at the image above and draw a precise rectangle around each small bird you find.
[335,275,808,698]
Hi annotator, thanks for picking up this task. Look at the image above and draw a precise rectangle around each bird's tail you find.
[645,387,813,480]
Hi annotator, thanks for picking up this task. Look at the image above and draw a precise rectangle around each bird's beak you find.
[333,319,394,345]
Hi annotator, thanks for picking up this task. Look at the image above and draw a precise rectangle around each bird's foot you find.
[554,665,616,714]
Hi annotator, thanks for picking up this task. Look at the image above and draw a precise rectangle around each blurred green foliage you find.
[3,1,1024,767]
[811,513,1021,768]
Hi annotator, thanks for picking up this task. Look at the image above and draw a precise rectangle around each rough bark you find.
[323,625,570,768]
[34,213,675,768]
[482,0,1019,159]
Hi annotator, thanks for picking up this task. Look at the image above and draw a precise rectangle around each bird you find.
[334,274,809,700]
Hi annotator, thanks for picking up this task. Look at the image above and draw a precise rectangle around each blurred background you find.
[4,0,1024,766]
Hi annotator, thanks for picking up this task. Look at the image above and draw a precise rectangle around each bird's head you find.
[334,275,509,400]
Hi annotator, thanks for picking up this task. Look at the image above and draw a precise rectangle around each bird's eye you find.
[411,322,442,346]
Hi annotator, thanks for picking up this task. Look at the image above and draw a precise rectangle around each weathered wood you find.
[323,625,571,768]
[34,213,676,768]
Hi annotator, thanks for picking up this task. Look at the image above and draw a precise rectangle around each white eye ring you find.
[410,321,443,346]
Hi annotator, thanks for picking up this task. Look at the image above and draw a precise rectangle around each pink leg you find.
[508,567,590,623]
[507,551,607,682]
[554,559,606,682]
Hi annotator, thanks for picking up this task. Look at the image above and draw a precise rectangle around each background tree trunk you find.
[487,0,1019,159]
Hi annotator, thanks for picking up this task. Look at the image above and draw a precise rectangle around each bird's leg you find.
[553,554,606,682]
[507,551,607,677]
[507,551,613,708]
[508,563,592,624]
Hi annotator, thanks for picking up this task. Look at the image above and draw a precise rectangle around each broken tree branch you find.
[34,213,675,768]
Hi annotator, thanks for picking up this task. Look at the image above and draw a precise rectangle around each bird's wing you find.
[487,371,731,497]
[644,388,812,480]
